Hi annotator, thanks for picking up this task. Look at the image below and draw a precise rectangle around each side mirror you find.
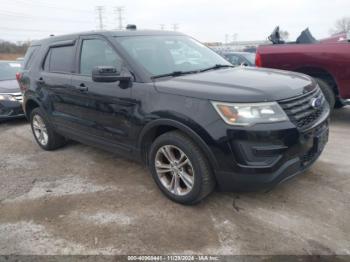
[347,31,350,42]
[240,62,249,67]
[92,66,131,83]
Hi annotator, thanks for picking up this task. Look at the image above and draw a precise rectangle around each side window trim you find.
[76,35,123,76]
[41,39,77,74]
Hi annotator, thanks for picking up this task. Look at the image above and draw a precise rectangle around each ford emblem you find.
[310,97,322,109]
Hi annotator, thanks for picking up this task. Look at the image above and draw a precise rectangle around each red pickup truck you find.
[256,27,350,110]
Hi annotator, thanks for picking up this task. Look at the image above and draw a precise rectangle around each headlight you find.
[211,101,288,126]
[0,94,16,102]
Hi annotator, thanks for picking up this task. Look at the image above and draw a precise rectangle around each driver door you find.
[69,36,136,151]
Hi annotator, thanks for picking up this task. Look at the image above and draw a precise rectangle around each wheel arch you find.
[138,119,219,171]
[24,97,41,120]
[295,66,340,97]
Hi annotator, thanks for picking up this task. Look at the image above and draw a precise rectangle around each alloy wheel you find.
[155,145,195,196]
[32,114,49,146]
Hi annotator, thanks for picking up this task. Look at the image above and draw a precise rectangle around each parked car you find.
[0,60,24,121]
[19,29,330,204]
[217,51,255,66]
[256,26,350,110]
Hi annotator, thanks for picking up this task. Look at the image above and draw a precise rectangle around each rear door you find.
[39,40,77,128]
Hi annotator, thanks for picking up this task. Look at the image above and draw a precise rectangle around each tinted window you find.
[45,45,75,73]
[80,39,122,75]
[225,54,245,66]
[241,53,256,65]
[23,45,39,70]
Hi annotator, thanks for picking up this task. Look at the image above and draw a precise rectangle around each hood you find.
[154,67,315,102]
[0,79,20,93]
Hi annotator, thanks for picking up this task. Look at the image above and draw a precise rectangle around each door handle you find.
[37,77,45,84]
[76,83,88,92]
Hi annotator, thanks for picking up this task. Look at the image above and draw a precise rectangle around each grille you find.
[278,87,326,130]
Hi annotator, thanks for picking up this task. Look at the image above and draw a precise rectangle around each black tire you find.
[335,99,346,109]
[30,107,66,150]
[148,131,215,205]
[314,78,335,113]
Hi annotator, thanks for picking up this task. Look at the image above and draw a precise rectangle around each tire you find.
[314,78,335,113]
[30,107,66,150]
[148,131,215,205]
[335,99,346,109]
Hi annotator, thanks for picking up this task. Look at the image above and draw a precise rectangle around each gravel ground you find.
[0,108,349,255]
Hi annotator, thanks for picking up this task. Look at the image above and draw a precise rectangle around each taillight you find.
[16,72,26,92]
[255,52,262,67]
[16,72,22,81]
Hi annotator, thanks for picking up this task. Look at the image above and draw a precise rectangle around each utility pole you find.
[172,24,179,31]
[95,6,105,30]
[114,6,125,30]
[160,24,165,30]
[225,34,229,44]
[232,33,238,42]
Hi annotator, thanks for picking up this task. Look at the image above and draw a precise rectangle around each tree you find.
[330,17,350,35]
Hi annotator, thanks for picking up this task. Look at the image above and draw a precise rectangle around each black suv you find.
[19,30,330,204]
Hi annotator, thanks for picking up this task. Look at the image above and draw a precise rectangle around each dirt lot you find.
[0,108,349,255]
[0,54,23,61]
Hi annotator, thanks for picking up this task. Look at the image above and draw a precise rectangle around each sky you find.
[1,0,349,43]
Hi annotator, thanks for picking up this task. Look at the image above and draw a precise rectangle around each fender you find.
[137,117,219,170]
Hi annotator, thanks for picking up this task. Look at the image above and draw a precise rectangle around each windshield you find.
[114,35,230,76]
[0,61,21,81]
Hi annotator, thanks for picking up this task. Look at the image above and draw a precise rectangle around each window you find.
[44,45,75,73]
[80,39,122,75]
[115,35,230,76]
[23,45,39,70]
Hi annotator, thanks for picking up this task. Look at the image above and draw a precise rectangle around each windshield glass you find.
[114,35,230,76]
[0,61,21,81]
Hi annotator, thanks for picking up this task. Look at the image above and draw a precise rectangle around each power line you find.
[0,26,67,33]
[6,0,93,13]
[0,10,92,23]
[95,6,105,30]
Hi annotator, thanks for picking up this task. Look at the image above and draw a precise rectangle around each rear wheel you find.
[314,78,335,112]
[149,131,215,205]
[30,108,66,150]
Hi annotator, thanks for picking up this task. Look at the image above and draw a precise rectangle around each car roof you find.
[31,30,186,45]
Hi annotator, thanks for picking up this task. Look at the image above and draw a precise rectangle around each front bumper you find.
[210,109,330,192]
[0,100,24,120]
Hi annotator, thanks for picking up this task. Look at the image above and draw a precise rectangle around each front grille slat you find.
[279,87,326,130]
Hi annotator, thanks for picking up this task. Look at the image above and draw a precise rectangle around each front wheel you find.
[149,131,215,205]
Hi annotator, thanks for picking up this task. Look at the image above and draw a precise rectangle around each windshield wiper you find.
[151,70,199,79]
[200,64,234,72]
